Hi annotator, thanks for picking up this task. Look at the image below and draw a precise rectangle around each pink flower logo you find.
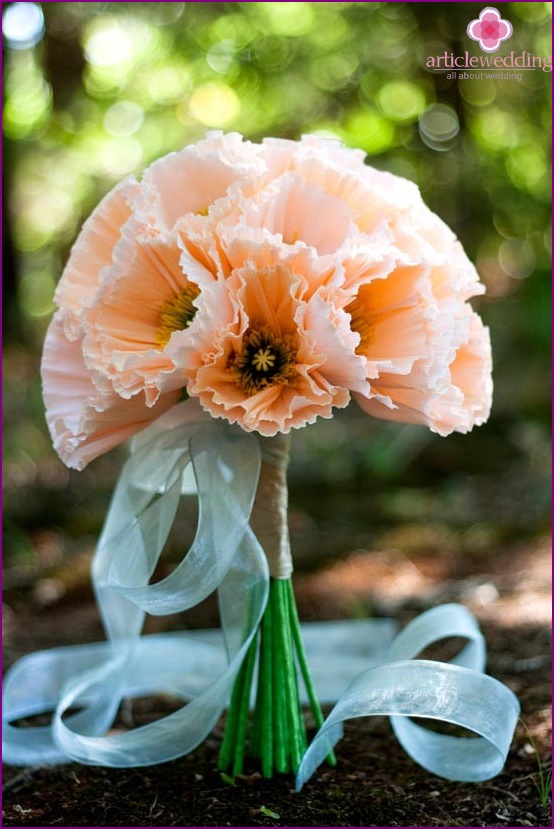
[467,6,513,53]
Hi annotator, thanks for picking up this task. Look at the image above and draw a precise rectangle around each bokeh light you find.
[104,101,144,137]
[189,82,240,127]
[499,238,536,280]
[345,109,395,154]
[377,81,427,122]
[419,104,460,151]
[256,2,315,37]
[2,2,44,50]
[145,66,192,106]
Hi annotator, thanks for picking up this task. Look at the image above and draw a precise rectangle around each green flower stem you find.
[271,580,290,773]
[218,635,251,771]
[259,595,274,778]
[250,593,274,771]
[275,579,306,770]
[219,577,335,777]
[231,632,258,777]
[286,578,337,767]
[250,649,263,759]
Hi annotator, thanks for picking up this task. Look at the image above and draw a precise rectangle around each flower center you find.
[230,328,298,395]
[155,284,200,348]
[346,295,373,354]
[251,347,276,372]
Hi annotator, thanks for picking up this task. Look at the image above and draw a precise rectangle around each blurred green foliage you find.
[2,2,551,567]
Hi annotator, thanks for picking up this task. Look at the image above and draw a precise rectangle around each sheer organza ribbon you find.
[2,403,520,788]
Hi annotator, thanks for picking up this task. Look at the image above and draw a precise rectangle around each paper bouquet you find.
[3,133,519,788]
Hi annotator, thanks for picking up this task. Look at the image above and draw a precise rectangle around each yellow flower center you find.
[155,284,200,348]
[251,347,276,372]
[230,328,297,395]
[346,295,373,354]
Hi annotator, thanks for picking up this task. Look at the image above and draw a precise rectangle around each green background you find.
[3,2,551,580]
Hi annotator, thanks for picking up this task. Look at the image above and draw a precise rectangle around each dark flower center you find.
[230,327,297,395]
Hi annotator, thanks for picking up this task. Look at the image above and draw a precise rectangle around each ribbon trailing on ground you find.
[2,404,520,786]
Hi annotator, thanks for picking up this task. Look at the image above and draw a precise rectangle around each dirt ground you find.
[2,529,551,828]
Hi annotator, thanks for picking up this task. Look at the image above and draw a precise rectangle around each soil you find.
[2,533,551,828]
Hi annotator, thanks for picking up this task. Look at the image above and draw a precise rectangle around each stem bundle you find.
[218,577,336,778]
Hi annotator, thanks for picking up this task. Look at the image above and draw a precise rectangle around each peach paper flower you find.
[42,132,492,468]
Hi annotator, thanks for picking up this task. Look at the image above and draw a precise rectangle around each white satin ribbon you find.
[2,402,520,787]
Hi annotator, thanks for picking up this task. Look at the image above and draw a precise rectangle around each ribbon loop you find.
[387,603,486,670]
[295,605,520,790]
[3,405,268,767]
